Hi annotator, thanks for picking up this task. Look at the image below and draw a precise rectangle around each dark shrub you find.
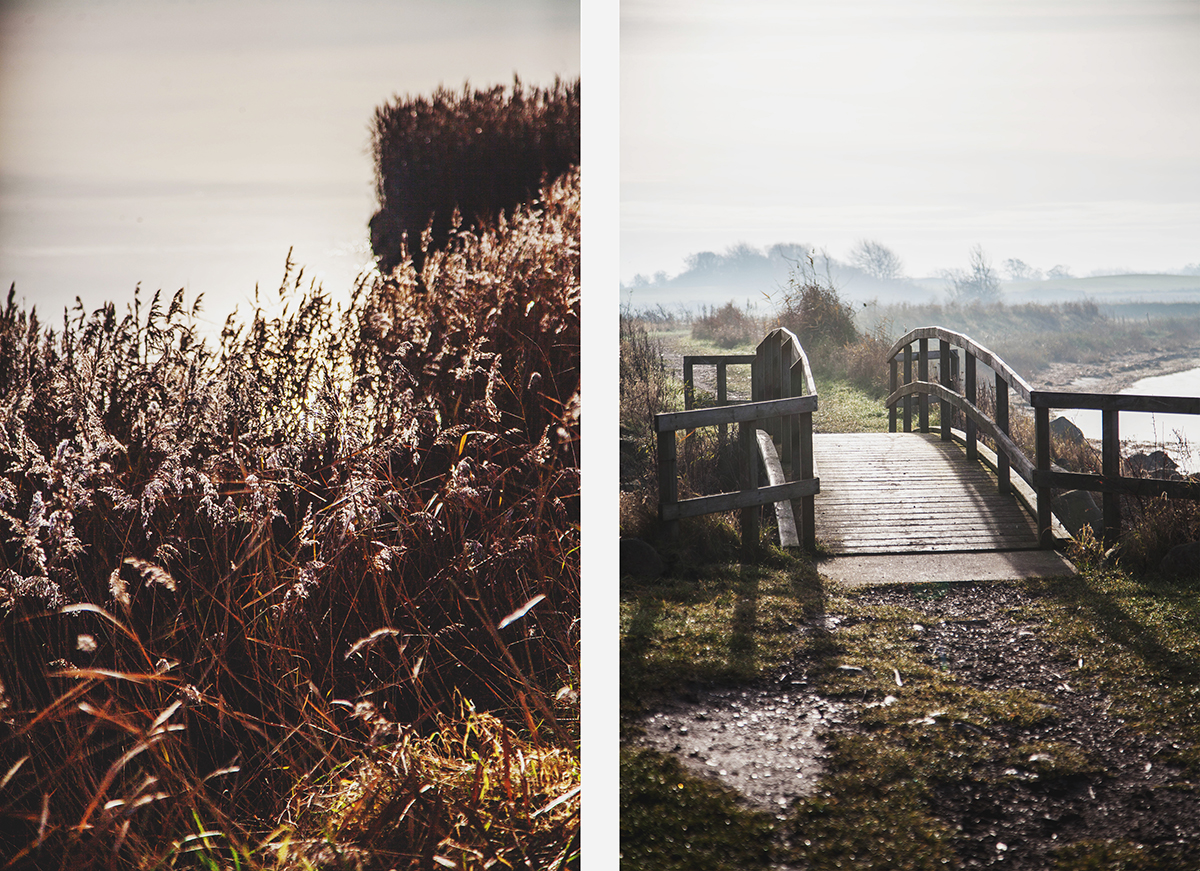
[777,277,859,357]
[369,78,581,281]
[692,301,758,348]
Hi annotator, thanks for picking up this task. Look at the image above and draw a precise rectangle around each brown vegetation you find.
[0,170,580,869]
[369,79,581,281]
[690,302,762,349]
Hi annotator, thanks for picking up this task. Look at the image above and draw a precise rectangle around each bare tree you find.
[1003,258,1042,281]
[848,239,905,281]
[1047,264,1073,279]
[944,245,1002,303]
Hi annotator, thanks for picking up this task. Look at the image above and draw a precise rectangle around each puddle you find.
[635,685,847,813]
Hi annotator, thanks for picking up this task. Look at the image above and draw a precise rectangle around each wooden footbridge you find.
[656,326,1200,584]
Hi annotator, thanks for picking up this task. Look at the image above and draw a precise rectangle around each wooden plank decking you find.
[812,432,1040,555]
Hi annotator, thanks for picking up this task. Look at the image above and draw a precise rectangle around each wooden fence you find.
[888,326,1200,547]
[657,328,819,552]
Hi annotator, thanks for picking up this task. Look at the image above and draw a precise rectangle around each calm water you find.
[1057,366,1200,469]
[0,0,579,337]
[0,181,377,335]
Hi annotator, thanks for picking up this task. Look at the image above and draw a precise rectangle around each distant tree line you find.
[626,238,1200,301]
[369,77,580,281]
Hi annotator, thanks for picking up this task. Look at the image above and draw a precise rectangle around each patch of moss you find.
[620,747,777,871]
[1020,567,1200,773]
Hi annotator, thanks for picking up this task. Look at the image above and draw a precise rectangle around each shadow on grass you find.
[620,543,829,721]
[619,547,828,871]
[620,746,778,871]
[1024,570,1200,687]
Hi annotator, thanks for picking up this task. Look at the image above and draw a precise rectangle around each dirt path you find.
[633,582,1200,868]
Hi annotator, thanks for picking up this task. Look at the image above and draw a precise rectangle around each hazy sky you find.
[0,0,579,321]
[621,0,1200,282]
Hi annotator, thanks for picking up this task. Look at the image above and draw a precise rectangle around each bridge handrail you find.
[660,327,819,552]
[887,326,1033,403]
[887,325,1200,548]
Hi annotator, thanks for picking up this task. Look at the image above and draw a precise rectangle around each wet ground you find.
[636,685,847,814]
[633,582,1200,868]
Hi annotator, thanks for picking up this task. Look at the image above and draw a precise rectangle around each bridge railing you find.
[887,326,1200,547]
[658,328,819,552]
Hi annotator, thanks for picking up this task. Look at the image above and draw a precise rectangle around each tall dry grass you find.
[370,78,580,280]
[0,170,580,869]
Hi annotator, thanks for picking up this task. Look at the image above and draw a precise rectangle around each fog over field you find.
[620,240,1200,313]
[622,0,1200,297]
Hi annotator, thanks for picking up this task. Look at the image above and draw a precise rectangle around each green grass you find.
[1022,554,1200,772]
[620,746,778,871]
[622,551,1200,868]
[619,542,821,869]
[620,374,1200,870]
[620,547,824,722]
[814,378,891,433]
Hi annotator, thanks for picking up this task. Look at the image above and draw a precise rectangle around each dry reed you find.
[0,167,580,870]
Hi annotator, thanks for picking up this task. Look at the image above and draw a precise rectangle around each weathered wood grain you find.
[813,432,1040,555]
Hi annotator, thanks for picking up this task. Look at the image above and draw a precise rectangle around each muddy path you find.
[631,582,1200,868]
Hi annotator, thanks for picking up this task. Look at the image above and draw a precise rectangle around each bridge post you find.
[657,425,679,542]
[779,335,793,471]
[1035,405,1053,548]
[939,339,951,441]
[768,331,783,442]
[995,371,1010,494]
[739,420,759,556]
[903,345,913,432]
[792,359,816,552]
[750,356,758,402]
[965,353,978,463]
[918,339,930,432]
[1102,410,1122,546]
[717,362,728,444]
[889,358,898,432]
[683,357,695,411]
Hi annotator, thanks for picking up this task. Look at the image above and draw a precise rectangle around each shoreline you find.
[1034,343,1200,396]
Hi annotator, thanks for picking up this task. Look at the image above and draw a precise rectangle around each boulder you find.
[1052,489,1103,539]
[1159,540,1200,579]
[1126,449,1182,480]
[620,537,665,579]
[1049,416,1087,445]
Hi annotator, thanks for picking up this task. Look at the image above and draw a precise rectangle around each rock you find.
[1159,540,1200,578]
[1049,416,1087,445]
[1126,449,1182,480]
[1052,489,1103,539]
[620,537,665,578]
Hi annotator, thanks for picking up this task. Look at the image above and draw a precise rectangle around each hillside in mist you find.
[622,242,1200,313]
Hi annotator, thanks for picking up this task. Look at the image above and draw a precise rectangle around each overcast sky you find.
[621,0,1200,282]
[0,0,579,319]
